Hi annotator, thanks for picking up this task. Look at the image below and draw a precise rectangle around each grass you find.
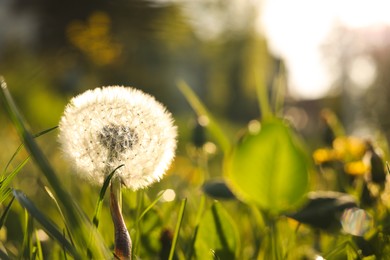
[1,75,390,259]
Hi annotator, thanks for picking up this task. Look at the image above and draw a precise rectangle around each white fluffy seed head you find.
[58,86,177,190]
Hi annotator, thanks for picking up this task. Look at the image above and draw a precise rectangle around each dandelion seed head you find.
[58,86,177,190]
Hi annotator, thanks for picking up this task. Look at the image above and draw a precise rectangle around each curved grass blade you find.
[185,195,205,259]
[63,229,69,260]
[1,143,23,178]
[92,164,124,228]
[0,157,29,204]
[0,78,111,258]
[132,189,145,258]
[12,189,80,258]
[0,196,15,229]
[22,210,34,259]
[177,81,231,153]
[34,230,44,260]
[254,70,272,120]
[2,126,58,177]
[43,185,73,246]
[0,248,10,260]
[33,126,58,138]
[168,198,187,260]
[136,190,165,225]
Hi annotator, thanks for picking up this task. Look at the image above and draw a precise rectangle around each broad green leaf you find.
[225,118,309,213]
[194,202,239,260]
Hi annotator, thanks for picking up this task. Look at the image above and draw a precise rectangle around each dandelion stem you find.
[110,178,132,260]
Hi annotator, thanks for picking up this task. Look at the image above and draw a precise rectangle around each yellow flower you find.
[313,148,338,164]
[332,136,367,161]
[344,161,369,176]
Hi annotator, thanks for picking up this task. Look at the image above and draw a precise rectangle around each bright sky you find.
[259,0,390,99]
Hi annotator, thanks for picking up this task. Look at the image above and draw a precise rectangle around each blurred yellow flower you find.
[332,137,367,161]
[66,11,122,65]
[313,148,338,164]
[344,161,370,176]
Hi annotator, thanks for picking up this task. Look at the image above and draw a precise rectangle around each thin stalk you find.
[254,71,272,120]
[169,198,187,260]
[110,178,132,260]
[132,189,144,258]
[136,191,164,225]
[258,211,281,260]
[185,195,206,259]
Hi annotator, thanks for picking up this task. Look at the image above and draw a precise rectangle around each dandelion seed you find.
[58,86,177,190]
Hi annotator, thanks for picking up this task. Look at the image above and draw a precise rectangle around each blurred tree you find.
[3,0,275,124]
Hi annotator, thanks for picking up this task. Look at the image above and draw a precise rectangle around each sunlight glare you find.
[260,0,390,99]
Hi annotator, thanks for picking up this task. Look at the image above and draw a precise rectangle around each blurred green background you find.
[2,0,390,258]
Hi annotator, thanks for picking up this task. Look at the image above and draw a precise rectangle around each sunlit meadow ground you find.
[1,78,390,259]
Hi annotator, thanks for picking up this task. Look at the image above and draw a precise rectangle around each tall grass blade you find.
[0,248,10,260]
[13,189,80,258]
[1,144,23,178]
[2,126,57,177]
[22,209,33,259]
[0,196,14,229]
[92,164,124,228]
[254,70,272,120]
[0,188,11,206]
[177,81,231,153]
[185,195,205,259]
[271,63,286,116]
[168,198,187,260]
[34,230,44,260]
[136,190,165,224]
[0,77,111,258]
[43,186,74,245]
[0,157,29,204]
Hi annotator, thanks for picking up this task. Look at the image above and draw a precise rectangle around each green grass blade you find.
[13,189,80,258]
[271,64,286,116]
[42,186,74,246]
[0,78,111,258]
[92,164,124,228]
[254,70,272,120]
[177,81,231,153]
[0,196,14,229]
[136,190,165,225]
[1,143,23,178]
[168,198,187,260]
[63,229,69,260]
[132,189,145,258]
[34,230,44,260]
[0,188,11,206]
[33,126,58,138]
[2,126,57,178]
[0,248,10,260]
[185,195,205,259]
[22,209,34,259]
[0,157,30,203]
